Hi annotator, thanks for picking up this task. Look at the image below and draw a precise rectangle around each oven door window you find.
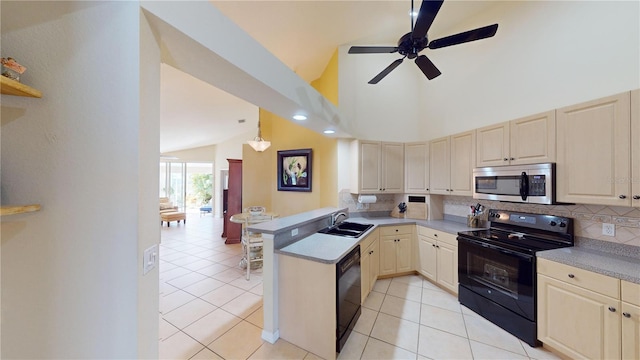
[458,238,535,320]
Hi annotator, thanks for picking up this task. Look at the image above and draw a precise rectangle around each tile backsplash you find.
[444,196,640,247]
[339,190,640,247]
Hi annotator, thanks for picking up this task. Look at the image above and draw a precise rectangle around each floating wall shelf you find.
[1,204,42,216]
[0,76,42,98]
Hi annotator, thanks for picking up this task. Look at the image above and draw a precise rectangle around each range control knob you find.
[559,222,567,228]
[549,221,557,227]
[494,214,501,219]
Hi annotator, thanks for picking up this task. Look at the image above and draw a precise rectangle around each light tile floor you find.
[159,214,562,360]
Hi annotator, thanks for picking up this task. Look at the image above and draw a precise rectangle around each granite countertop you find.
[538,245,640,284]
[276,216,480,264]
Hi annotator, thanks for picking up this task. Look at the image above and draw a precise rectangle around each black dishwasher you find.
[336,245,361,353]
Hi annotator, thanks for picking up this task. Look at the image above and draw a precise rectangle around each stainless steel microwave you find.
[473,163,556,204]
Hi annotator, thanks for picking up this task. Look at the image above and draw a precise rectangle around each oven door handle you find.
[459,237,534,262]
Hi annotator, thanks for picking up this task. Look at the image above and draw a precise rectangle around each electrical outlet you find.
[602,223,615,237]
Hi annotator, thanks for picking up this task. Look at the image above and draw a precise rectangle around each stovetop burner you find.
[458,209,574,254]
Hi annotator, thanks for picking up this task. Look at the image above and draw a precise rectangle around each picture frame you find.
[277,148,312,192]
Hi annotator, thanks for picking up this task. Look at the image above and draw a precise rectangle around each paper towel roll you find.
[358,195,377,204]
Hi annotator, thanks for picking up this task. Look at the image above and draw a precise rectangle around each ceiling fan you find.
[348,0,498,84]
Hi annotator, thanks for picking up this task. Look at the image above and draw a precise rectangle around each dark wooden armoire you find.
[222,159,242,244]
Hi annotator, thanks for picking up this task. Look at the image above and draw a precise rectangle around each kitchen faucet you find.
[331,212,348,226]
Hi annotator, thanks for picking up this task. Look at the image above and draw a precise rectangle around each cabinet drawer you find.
[359,228,379,250]
[380,225,413,236]
[417,227,457,247]
[622,280,640,306]
[537,258,620,299]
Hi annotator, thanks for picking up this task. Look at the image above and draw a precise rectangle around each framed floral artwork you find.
[277,148,312,192]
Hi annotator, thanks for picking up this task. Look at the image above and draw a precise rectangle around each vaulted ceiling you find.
[160,1,499,152]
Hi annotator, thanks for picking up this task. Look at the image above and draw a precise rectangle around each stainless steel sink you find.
[318,221,374,238]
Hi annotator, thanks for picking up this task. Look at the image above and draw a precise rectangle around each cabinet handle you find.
[633,195,640,200]
[435,245,440,248]
[567,274,575,278]
[426,188,429,191]
[510,157,515,161]
[434,234,438,237]
[619,195,627,199]
[503,158,508,161]
[623,312,631,318]
[608,306,616,312]
[432,244,436,247]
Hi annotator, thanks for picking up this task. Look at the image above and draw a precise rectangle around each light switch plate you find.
[143,244,159,275]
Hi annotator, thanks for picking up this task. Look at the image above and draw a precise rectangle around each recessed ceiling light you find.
[323,129,336,134]
[293,114,307,121]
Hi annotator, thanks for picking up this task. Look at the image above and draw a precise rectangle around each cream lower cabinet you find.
[622,281,640,360]
[417,226,458,294]
[379,225,413,276]
[360,229,380,303]
[429,131,475,196]
[537,258,622,360]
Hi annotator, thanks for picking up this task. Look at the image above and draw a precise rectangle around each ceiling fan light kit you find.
[348,0,498,84]
[247,119,271,152]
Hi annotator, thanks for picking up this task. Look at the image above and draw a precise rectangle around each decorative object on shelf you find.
[247,119,271,152]
[277,148,312,192]
[1,57,26,82]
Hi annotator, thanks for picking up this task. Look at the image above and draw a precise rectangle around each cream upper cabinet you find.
[405,141,430,194]
[632,89,640,207]
[537,258,621,360]
[429,136,450,194]
[429,131,475,196]
[557,92,632,206]
[351,140,404,194]
[476,111,556,167]
[622,281,640,360]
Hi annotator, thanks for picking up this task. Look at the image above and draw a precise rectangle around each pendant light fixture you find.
[247,119,271,152]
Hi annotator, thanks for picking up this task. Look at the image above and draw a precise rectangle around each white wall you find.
[339,1,640,141]
[1,1,159,358]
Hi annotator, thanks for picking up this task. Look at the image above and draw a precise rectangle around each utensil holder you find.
[467,215,479,228]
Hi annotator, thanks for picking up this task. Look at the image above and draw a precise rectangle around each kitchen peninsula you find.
[248,207,477,359]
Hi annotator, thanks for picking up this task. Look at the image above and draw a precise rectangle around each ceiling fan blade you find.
[412,0,444,40]
[368,58,404,84]
[428,23,499,49]
[415,55,441,80]
[348,46,398,54]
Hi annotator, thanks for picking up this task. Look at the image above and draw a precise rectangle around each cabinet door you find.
[359,141,382,193]
[429,136,450,195]
[418,235,437,282]
[632,89,640,207]
[436,241,458,294]
[622,302,640,360]
[361,248,371,303]
[369,238,380,292]
[537,274,621,360]
[405,142,429,193]
[510,110,556,165]
[379,236,397,276]
[395,236,413,273]
[476,122,509,167]
[450,131,476,196]
[381,142,404,192]
[557,92,631,206]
